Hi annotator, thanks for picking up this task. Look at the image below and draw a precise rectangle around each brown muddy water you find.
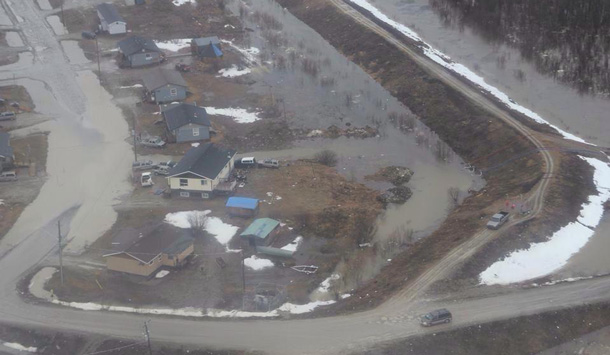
[369,0,610,147]
[227,0,483,296]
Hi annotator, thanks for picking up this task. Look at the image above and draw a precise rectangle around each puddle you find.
[36,0,52,11]
[46,15,66,36]
[5,32,24,47]
[0,4,11,26]
[367,0,610,146]
[61,40,89,64]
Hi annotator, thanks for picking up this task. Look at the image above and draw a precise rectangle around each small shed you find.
[97,3,126,35]
[192,37,223,59]
[240,218,280,246]
[226,197,259,217]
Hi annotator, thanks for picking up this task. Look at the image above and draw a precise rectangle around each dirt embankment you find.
[360,303,610,355]
[275,0,546,314]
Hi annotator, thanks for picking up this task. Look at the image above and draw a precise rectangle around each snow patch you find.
[317,273,340,293]
[244,255,274,270]
[119,84,143,89]
[205,107,261,124]
[281,236,303,252]
[154,39,190,51]
[220,40,259,65]
[3,342,37,353]
[480,157,610,285]
[172,0,195,6]
[217,65,251,78]
[164,211,239,251]
[348,0,590,145]
[277,300,336,314]
[191,143,200,147]
[155,270,170,278]
[0,199,4,206]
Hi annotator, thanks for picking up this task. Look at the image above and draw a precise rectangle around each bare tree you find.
[187,212,208,236]
[314,149,338,167]
[448,187,460,207]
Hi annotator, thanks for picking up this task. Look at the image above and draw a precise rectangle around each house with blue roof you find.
[226,197,259,217]
[240,218,280,246]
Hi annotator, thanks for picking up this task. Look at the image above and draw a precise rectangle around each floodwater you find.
[369,0,610,147]
[229,0,483,295]
[61,40,90,64]
[0,4,11,26]
[5,31,24,47]
[46,15,66,36]
[0,52,34,72]
[36,0,53,11]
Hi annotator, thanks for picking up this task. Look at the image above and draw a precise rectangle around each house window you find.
[180,191,190,197]
[170,88,178,96]
[145,53,152,60]
[193,127,200,136]
[179,179,188,187]
[201,179,207,186]
[202,192,209,199]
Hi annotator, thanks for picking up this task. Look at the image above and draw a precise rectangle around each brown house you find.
[104,225,194,277]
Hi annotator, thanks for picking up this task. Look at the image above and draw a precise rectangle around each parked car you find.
[140,172,153,187]
[235,157,257,169]
[132,160,155,171]
[486,211,510,230]
[258,159,279,169]
[0,111,16,121]
[153,166,170,176]
[0,171,17,182]
[158,160,176,169]
[419,309,452,327]
[139,136,166,148]
[81,31,97,40]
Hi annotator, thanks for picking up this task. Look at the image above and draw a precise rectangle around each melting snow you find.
[2,342,37,353]
[277,300,336,314]
[191,143,200,147]
[348,0,590,145]
[244,255,274,270]
[281,236,303,252]
[0,199,4,206]
[164,211,239,251]
[154,39,191,51]
[119,84,143,89]
[205,107,261,123]
[220,39,259,64]
[317,273,340,293]
[480,157,610,285]
[217,65,252,78]
[155,270,170,278]
[172,0,195,6]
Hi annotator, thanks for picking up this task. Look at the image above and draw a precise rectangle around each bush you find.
[315,150,338,167]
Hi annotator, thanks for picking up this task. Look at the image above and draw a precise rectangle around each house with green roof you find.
[240,218,280,247]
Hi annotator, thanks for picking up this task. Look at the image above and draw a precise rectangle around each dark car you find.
[419,309,452,327]
[81,31,97,40]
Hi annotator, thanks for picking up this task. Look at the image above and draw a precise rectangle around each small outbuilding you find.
[117,36,164,68]
[163,103,211,143]
[143,69,188,103]
[226,197,259,217]
[240,218,280,247]
[97,3,127,35]
[0,132,14,171]
[192,37,223,59]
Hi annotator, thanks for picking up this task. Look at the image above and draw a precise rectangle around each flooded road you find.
[368,0,610,147]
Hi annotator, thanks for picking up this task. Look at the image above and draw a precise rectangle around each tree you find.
[314,149,338,167]
[187,212,208,236]
[448,187,460,207]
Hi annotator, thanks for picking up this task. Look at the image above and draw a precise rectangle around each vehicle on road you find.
[141,172,153,187]
[235,157,257,168]
[139,136,166,148]
[258,159,279,169]
[0,171,17,182]
[153,166,170,176]
[132,160,155,171]
[419,309,452,327]
[0,111,16,121]
[486,211,510,230]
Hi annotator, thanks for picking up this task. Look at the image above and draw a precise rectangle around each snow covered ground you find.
[220,40,259,65]
[154,39,190,52]
[281,236,303,252]
[205,107,261,123]
[217,65,252,78]
[164,211,240,252]
[2,342,37,353]
[348,0,589,145]
[172,0,195,6]
[244,255,274,270]
[480,157,610,285]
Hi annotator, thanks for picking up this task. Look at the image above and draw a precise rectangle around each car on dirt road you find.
[419,308,452,327]
[158,160,176,169]
[486,211,510,230]
[153,166,170,176]
[140,172,153,187]
[258,159,279,169]
[132,160,155,171]
[0,171,17,182]
[139,136,166,148]
[0,111,16,121]
[235,157,257,169]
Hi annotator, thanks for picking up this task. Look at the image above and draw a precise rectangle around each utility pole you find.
[95,37,101,80]
[60,1,64,27]
[57,220,63,286]
[144,321,152,355]
[241,250,246,310]
[132,115,138,162]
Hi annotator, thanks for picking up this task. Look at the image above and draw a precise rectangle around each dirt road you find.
[0,0,607,354]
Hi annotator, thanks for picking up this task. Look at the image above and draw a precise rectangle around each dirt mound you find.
[366,166,413,186]
[377,185,413,205]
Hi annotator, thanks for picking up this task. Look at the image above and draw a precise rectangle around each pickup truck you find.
[486,211,509,230]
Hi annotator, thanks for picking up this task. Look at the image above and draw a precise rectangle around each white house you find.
[167,143,237,199]
[97,3,127,35]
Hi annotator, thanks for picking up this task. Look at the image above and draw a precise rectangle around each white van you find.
[141,172,153,187]
[0,171,17,182]
[236,157,257,168]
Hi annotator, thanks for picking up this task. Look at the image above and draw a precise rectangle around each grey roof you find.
[117,36,161,56]
[142,69,188,91]
[169,143,236,180]
[0,132,13,159]
[193,36,221,46]
[163,103,211,131]
[97,3,125,24]
[110,224,194,264]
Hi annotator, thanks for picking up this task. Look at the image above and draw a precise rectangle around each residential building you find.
[163,103,211,143]
[240,218,280,246]
[117,36,164,68]
[191,37,223,59]
[0,132,14,171]
[142,69,188,103]
[226,197,259,217]
[97,3,127,34]
[104,224,194,277]
[167,143,237,198]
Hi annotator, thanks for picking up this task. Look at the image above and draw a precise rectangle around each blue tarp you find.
[211,43,223,57]
[226,197,259,210]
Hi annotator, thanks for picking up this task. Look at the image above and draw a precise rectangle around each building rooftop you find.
[118,36,162,56]
[142,69,188,91]
[240,218,280,240]
[163,103,210,131]
[97,3,125,24]
[226,197,259,210]
[169,143,236,180]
